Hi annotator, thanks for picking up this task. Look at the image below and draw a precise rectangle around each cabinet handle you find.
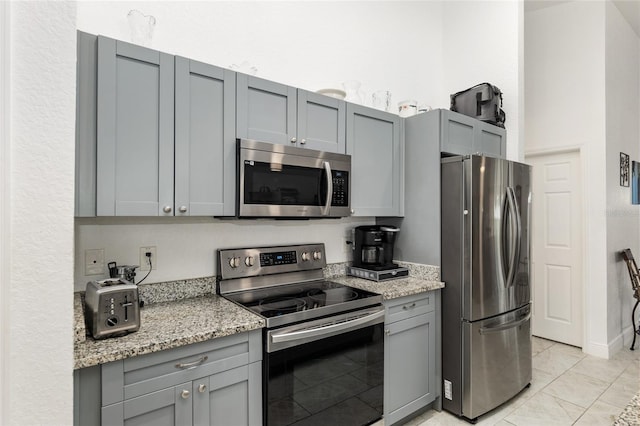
[198,384,207,393]
[300,138,306,145]
[385,329,390,336]
[179,206,187,213]
[290,137,297,143]
[181,390,190,399]
[402,303,416,310]
[175,355,208,369]
[163,206,172,213]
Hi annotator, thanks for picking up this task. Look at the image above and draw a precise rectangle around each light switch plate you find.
[85,249,105,275]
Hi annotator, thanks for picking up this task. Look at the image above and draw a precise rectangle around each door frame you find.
[525,146,587,350]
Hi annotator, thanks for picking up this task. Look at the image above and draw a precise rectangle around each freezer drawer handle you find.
[478,312,531,335]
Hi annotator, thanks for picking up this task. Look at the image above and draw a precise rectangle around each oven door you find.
[264,307,384,426]
[238,139,351,218]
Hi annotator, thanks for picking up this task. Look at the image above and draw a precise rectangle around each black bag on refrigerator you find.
[450,82,506,128]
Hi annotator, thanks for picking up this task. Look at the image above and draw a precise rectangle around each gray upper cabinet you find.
[236,74,297,145]
[346,104,403,216]
[77,32,236,217]
[236,75,346,153]
[175,57,236,216]
[297,89,346,153]
[96,36,175,216]
[440,109,506,158]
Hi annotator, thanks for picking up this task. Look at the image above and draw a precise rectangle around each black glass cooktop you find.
[224,280,382,327]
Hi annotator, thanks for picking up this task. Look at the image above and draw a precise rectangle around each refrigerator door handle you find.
[479,312,531,335]
[505,187,522,288]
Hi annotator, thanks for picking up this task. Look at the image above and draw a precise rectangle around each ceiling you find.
[524,0,640,38]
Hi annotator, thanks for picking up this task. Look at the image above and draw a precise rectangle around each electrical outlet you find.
[85,249,105,275]
[139,246,157,271]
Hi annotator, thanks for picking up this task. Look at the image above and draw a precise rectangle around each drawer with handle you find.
[385,293,435,324]
[102,331,260,404]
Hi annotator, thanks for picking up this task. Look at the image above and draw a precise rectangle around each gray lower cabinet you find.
[236,74,346,153]
[75,330,262,426]
[76,32,236,217]
[384,292,441,425]
[346,104,403,216]
[439,109,506,158]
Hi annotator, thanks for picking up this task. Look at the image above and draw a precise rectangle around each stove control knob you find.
[301,252,310,261]
[313,251,322,261]
[244,256,254,267]
[229,257,240,268]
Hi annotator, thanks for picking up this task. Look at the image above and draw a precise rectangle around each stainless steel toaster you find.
[85,279,140,339]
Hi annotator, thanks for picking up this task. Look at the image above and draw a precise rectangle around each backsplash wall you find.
[74,217,374,291]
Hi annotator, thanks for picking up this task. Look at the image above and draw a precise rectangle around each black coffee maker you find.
[353,225,400,270]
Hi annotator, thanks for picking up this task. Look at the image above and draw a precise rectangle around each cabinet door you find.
[440,110,506,158]
[175,57,236,216]
[384,311,436,425]
[440,110,475,156]
[477,125,506,158]
[193,363,262,426]
[102,383,192,426]
[297,90,346,153]
[346,104,403,216]
[97,36,175,216]
[236,74,297,145]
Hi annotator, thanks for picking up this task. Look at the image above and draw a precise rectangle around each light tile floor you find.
[396,337,640,426]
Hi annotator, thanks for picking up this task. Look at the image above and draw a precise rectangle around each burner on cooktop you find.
[258,296,307,313]
[307,288,359,303]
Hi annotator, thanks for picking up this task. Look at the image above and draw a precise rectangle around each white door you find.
[526,150,583,347]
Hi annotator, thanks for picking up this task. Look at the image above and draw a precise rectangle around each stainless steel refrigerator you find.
[441,155,532,422]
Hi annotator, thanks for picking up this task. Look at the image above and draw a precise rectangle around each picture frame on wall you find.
[633,161,640,205]
[620,152,630,187]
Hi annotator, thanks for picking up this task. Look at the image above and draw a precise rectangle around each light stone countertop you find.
[74,262,443,369]
[74,295,264,369]
[331,275,444,300]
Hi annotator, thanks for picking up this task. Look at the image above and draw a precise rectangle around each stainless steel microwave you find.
[237,139,351,218]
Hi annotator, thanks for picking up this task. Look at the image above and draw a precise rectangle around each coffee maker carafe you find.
[353,225,400,270]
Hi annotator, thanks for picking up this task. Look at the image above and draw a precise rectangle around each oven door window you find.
[265,323,383,426]
[243,161,327,206]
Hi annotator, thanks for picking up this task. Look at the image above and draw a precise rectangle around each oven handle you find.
[321,161,333,216]
[270,309,385,345]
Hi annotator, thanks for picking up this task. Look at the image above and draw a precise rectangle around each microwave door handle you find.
[322,161,333,216]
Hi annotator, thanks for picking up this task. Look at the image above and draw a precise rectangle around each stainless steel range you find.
[217,243,384,426]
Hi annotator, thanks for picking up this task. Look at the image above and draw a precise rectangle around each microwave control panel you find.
[332,171,349,206]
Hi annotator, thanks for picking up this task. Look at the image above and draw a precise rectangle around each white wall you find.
[75,217,373,289]
[605,1,640,350]
[77,1,446,111]
[442,0,523,161]
[525,1,609,356]
[0,2,9,422]
[525,0,640,357]
[8,2,77,425]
